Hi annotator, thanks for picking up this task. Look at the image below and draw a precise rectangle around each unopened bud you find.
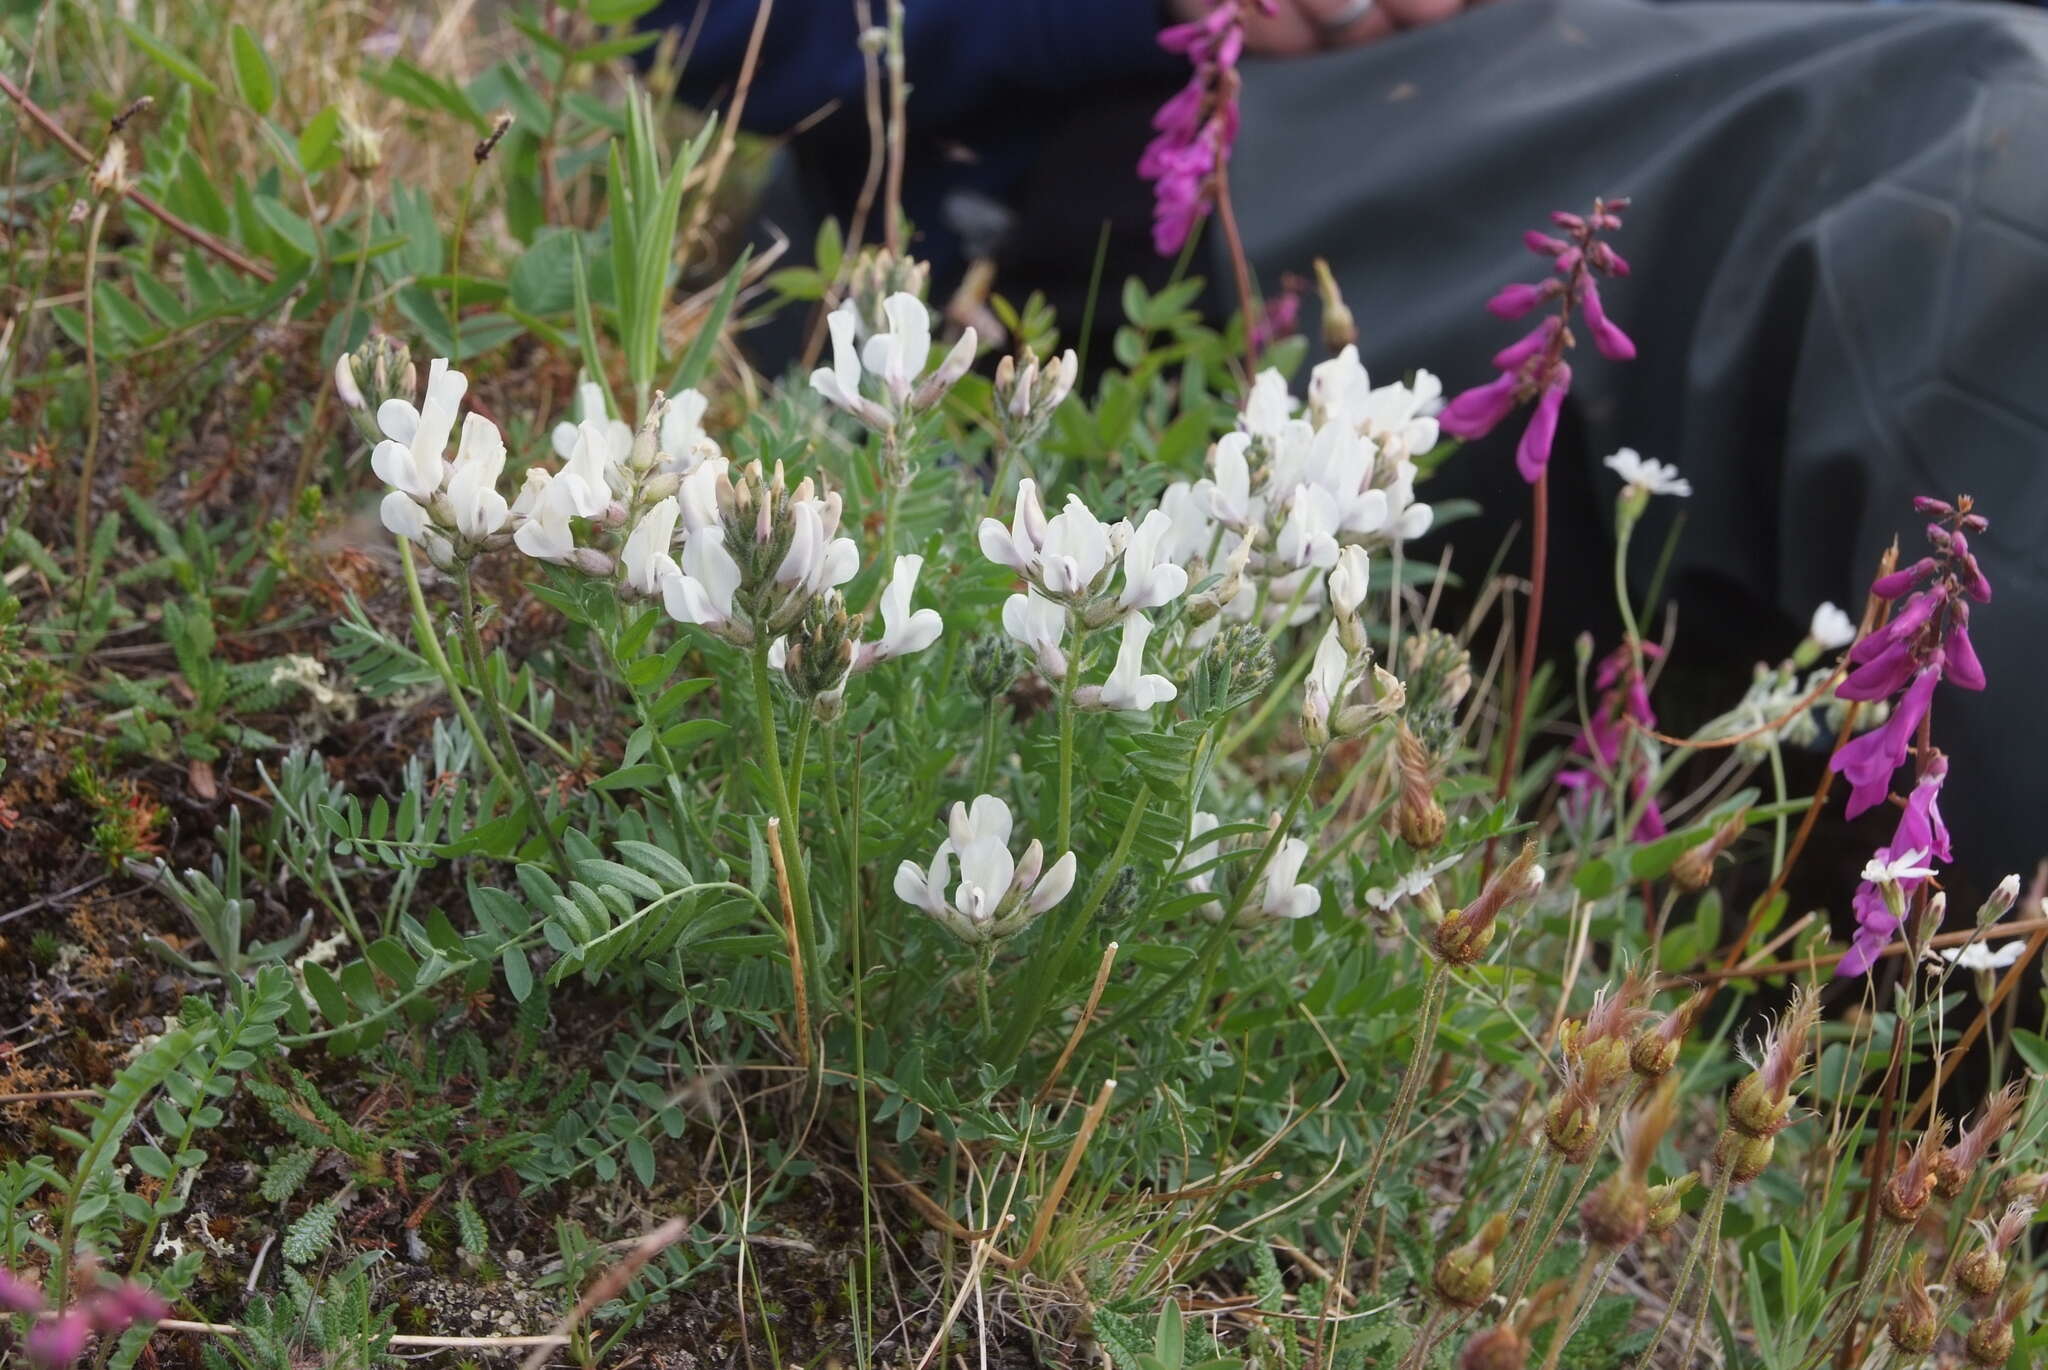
[1631,992,1703,1080]
[1956,1246,2007,1300]
[1671,808,1748,891]
[1881,1125,1946,1225]
[1579,1172,1649,1250]
[1967,1294,2023,1367]
[91,136,132,199]
[1712,1128,1775,1185]
[1979,874,2021,926]
[342,112,384,176]
[1431,1214,1509,1310]
[1645,1173,1697,1235]
[1433,841,1540,966]
[1458,1324,1528,1370]
[1885,1253,1939,1357]
[1544,1085,1600,1164]
[1333,666,1405,737]
[967,634,1022,701]
[1314,258,1356,351]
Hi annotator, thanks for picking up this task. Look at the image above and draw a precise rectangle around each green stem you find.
[1056,609,1082,852]
[1516,1079,1644,1302]
[400,540,514,795]
[70,200,111,635]
[974,693,1002,796]
[1498,1153,1565,1309]
[457,566,570,875]
[1632,1164,1731,1369]
[751,641,820,1014]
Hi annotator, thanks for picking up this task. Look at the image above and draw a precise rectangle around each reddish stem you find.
[1211,124,1259,377]
[1487,471,1550,877]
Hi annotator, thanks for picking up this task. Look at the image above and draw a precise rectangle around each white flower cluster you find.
[1159,346,1438,643]
[895,795,1077,944]
[981,481,1190,712]
[809,293,976,435]
[370,362,723,580]
[1302,547,1405,746]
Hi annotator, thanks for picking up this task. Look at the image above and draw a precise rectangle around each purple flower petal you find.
[1578,278,1637,361]
[1944,616,1986,690]
[1870,556,1934,601]
[1837,637,1916,701]
[1487,282,1546,320]
[1514,367,1570,484]
[1439,372,1520,441]
[1830,662,1940,818]
[1492,316,1560,372]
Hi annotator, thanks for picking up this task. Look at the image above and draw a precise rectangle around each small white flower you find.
[658,388,720,474]
[1116,509,1190,612]
[861,292,933,406]
[1941,940,2025,972]
[775,499,858,598]
[1302,623,1352,743]
[978,478,1051,576]
[514,497,577,562]
[1863,848,1937,885]
[1363,856,1460,911]
[333,353,366,410]
[1808,602,1856,650]
[1259,837,1322,920]
[1181,811,1222,898]
[1240,369,1294,441]
[1206,433,1254,528]
[1328,545,1370,621]
[661,533,743,631]
[809,302,895,430]
[1275,484,1340,571]
[1038,495,1119,598]
[895,794,1076,943]
[551,380,631,480]
[620,497,681,596]
[442,413,510,541]
[1002,590,1068,679]
[1308,345,1373,427]
[553,421,616,518]
[371,357,465,499]
[379,489,430,544]
[1092,613,1176,712]
[862,553,943,665]
[1603,447,1692,498]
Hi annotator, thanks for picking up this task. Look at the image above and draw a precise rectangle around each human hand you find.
[1166,0,1473,55]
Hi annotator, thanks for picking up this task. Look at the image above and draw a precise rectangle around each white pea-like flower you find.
[1240,369,1293,442]
[1088,613,1177,712]
[894,795,1077,944]
[1206,432,1254,528]
[1116,509,1190,613]
[809,294,975,429]
[658,388,720,474]
[1258,837,1322,920]
[1002,589,1068,680]
[859,554,944,666]
[1363,855,1461,912]
[551,380,631,481]
[1301,623,1352,744]
[1603,448,1692,499]
[1328,545,1370,621]
[978,477,1052,577]
[661,533,743,633]
[619,497,680,597]
[1275,484,1340,571]
[1809,602,1856,650]
[1038,494,1119,598]
[441,414,511,542]
[371,357,465,500]
[860,292,934,406]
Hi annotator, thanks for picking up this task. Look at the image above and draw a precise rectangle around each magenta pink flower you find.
[25,1311,92,1369]
[1828,496,1991,817]
[1438,197,1635,484]
[1,1269,45,1316]
[1141,0,1249,257]
[1839,758,1951,977]
[1559,642,1667,841]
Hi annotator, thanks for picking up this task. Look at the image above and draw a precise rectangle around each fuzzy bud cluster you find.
[1185,621,1276,720]
[1966,1292,2024,1367]
[1434,841,1542,966]
[965,634,1022,702]
[1885,1252,1939,1356]
[1670,807,1748,891]
[1934,1082,2024,1199]
[1645,1173,1697,1236]
[1394,721,1447,850]
[334,334,419,445]
[1630,992,1703,1081]
[1431,1214,1509,1310]
[1880,1122,1947,1225]
[1955,1201,2032,1299]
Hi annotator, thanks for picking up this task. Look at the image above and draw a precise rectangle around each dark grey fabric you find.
[1232,0,2048,881]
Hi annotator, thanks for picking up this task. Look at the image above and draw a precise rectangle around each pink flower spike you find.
[1487,282,1546,319]
[26,1311,92,1369]
[1944,617,1986,690]
[1439,371,1520,440]
[1897,757,1952,862]
[1830,663,1940,818]
[1492,316,1560,372]
[1849,590,1935,665]
[1551,210,1587,231]
[1579,278,1636,361]
[0,1269,46,1315]
[1523,230,1568,256]
[88,1283,171,1337]
[1514,368,1571,484]
[1870,557,1935,600]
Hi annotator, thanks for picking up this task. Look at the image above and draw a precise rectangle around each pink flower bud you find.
[26,1311,92,1368]
[1523,230,1568,256]
[1439,372,1520,441]
[1486,282,1547,319]
[0,1269,46,1315]
[1492,316,1560,372]
[1514,368,1570,484]
[1578,278,1636,362]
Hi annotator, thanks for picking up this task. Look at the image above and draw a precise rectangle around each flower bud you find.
[569,547,615,578]
[1580,1170,1649,1250]
[1645,1173,1697,1236]
[1885,1252,1938,1357]
[1544,1081,1600,1163]
[0,1269,45,1315]
[1967,1293,2023,1367]
[1314,257,1356,351]
[1333,666,1406,737]
[25,1310,91,1368]
[1670,808,1748,892]
[1978,874,2020,926]
[1881,1123,1947,1225]
[967,634,1022,701]
[1726,988,1819,1138]
[1099,868,1142,926]
[1458,1324,1528,1370]
[335,334,416,444]
[91,137,132,199]
[1187,622,1275,719]
[1432,1214,1509,1309]
[1631,992,1703,1081]
[1395,724,1446,850]
[341,110,384,176]
[1956,1246,2007,1300]
[1712,1128,1775,1185]
[1936,1083,2024,1200]
[1433,841,1540,966]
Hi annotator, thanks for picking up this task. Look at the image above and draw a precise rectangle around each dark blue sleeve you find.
[658,0,1184,135]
